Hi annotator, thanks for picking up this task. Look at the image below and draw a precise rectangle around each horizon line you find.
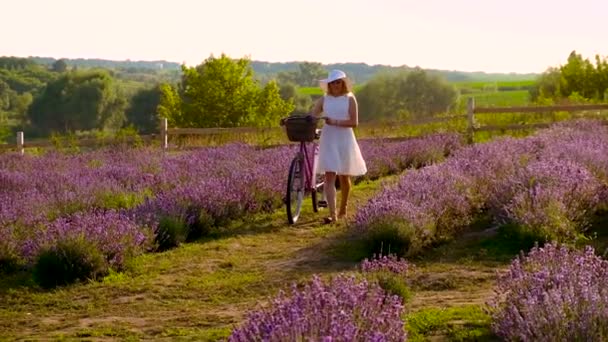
[1,54,542,76]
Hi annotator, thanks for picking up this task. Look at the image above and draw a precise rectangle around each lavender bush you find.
[355,119,608,255]
[129,144,294,236]
[229,274,406,341]
[26,209,151,269]
[361,253,411,275]
[361,254,413,302]
[0,224,20,272]
[354,162,481,256]
[33,236,108,289]
[488,243,608,341]
[358,133,463,182]
[498,158,601,241]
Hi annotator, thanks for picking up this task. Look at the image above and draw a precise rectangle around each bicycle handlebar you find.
[280,115,319,126]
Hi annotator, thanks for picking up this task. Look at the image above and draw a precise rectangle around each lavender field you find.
[3,121,608,340]
[0,133,461,275]
[355,119,608,256]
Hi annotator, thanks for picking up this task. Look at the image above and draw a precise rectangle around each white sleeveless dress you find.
[316,94,367,176]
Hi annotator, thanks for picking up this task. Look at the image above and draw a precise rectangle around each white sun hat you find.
[319,69,353,93]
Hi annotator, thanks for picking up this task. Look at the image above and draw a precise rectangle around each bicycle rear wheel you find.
[286,157,304,224]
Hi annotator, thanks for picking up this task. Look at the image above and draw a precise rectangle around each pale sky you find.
[1,0,606,73]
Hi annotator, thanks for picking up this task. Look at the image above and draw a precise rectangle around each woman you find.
[310,69,367,224]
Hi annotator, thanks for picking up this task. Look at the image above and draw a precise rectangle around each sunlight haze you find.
[2,0,607,73]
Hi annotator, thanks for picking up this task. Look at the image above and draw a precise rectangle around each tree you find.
[296,62,327,86]
[529,67,562,102]
[125,85,162,133]
[0,80,10,141]
[560,51,596,99]
[401,68,458,117]
[157,83,182,125]
[51,59,68,73]
[27,70,127,135]
[357,68,457,122]
[255,81,295,126]
[279,82,312,115]
[159,54,293,128]
[356,72,408,121]
[10,92,33,128]
[277,62,327,87]
[0,79,32,130]
[0,80,10,112]
[594,55,608,100]
[529,51,608,103]
[0,57,37,70]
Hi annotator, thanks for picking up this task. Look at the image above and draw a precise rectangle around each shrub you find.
[0,254,21,274]
[154,216,188,252]
[375,275,412,304]
[0,227,22,274]
[358,215,434,257]
[495,223,538,252]
[354,162,478,256]
[497,159,601,242]
[33,210,150,270]
[488,243,608,341]
[33,237,108,289]
[229,274,406,341]
[97,191,148,210]
[185,209,214,242]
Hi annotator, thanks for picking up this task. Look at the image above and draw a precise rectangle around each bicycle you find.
[280,115,326,224]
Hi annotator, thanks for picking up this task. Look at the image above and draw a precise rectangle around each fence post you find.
[467,97,475,144]
[16,131,24,155]
[161,118,168,150]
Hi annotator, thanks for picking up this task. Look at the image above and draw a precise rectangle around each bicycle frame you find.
[298,141,317,193]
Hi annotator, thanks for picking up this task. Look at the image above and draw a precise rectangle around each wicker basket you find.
[283,116,319,142]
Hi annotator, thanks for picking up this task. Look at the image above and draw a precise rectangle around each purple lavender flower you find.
[355,119,608,254]
[229,274,406,341]
[488,243,608,341]
[361,253,411,276]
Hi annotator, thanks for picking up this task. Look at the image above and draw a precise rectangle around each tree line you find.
[1,51,606,143]
[531,51,608,103]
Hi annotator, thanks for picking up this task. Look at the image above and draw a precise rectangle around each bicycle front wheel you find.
[286,157,304,224]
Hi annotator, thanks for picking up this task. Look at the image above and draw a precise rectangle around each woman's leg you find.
[324,172,337,221]
[338,175,351,218]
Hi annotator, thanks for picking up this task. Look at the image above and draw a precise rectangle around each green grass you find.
[298,86,322,96]
[453,80,536,91]
[406,305,495,342]
[299,79,536,96]
[460,90,531,108]
[298,84,364,96]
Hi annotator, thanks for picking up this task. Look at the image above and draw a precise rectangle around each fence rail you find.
[0,134,156,154]
[3,101,608,153]
[465,98,608,142]
[474,103,608,114]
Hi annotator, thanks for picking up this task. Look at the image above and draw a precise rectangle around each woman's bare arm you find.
[310,97,323,117]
